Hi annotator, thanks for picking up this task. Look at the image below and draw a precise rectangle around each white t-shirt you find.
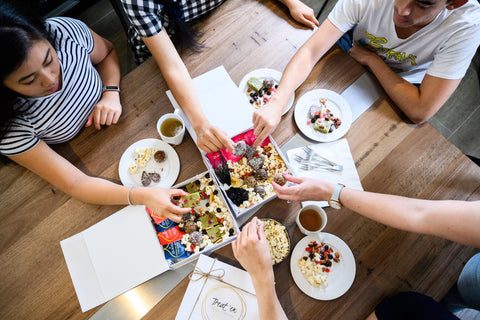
[0,17,102,156]
[328,0,480,83]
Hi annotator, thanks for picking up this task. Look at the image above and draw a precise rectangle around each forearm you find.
[273,19,342,112]
[251,277,287,320]
[94,42,121,87]
[364,57,431,123]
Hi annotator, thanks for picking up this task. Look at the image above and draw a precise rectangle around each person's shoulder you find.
[46,17,94,53]
[453,0,480,24]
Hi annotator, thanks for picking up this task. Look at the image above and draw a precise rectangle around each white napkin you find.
[286,138,363,207]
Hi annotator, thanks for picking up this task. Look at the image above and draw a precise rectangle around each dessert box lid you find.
[166,65,254,143]
[60,172,239,312]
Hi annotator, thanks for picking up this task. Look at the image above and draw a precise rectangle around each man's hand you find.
[286,0,319,29]
[85,91,122,130]
[252,100,284,147]
[195,123,234,153]
[348,44,383,68]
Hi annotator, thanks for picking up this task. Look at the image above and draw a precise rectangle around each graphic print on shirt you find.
[363,31,417,71]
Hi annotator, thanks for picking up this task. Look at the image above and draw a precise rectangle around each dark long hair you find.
[162,0,203,52]
[0,1,52,141]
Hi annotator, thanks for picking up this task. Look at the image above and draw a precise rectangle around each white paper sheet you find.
[60,205,170,312]
[341,72,383,121]
[166,66,254,142]
[176,255,259,320]
[286,139,363,207]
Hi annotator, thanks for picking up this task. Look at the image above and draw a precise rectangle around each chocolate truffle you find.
[189,231,204,246]
[233,141,247,157]
[245,176,257,188]
[273,173,287,186]
[141,171,151,186]
[149,172,160,183]
[254,186,266,197]
[245,144,257,158]
[255,168,268,181]
[184,221,197,233]
[248,156,264,171]
[154,150,166,163]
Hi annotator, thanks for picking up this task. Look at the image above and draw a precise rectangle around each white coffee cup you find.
[296,204,327,236]
[157,111,185,145]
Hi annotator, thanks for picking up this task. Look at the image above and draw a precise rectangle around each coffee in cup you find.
[296,204,327,236]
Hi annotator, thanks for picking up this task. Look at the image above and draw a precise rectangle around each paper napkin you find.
[286,138,363,207]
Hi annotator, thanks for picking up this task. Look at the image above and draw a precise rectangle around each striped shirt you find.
[0,17,102,156]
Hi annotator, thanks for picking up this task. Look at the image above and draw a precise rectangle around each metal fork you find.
[297,163,343,172]
[302,145,343,169]
[293,154,343,171]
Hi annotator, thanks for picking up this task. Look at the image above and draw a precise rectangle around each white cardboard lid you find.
[60,205,169,312]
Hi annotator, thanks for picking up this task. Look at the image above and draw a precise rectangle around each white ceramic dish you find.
[118,138,180,187]
[294,89,352,142]
[290,233,356,300]
[238,68,294,115]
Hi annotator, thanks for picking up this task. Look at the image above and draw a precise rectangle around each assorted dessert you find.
[306,98,342,134]
[245,76,278,109]
[208,132,290,211]
[260,219,290,265]
[128,148,166,186]
[297,240,341,287]
[146,172,236,260]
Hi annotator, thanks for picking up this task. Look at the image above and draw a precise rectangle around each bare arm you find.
[232,217,288,320]
[86,29,123,130]
[253,19,344,147]
[9,141,191,221]
[273,175,480,248]
[348,45,461,124]
[142,29,234,153]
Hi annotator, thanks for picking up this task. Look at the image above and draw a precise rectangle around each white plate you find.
[290,233,356,300]
[294,89,352,142]
[118,138,180,188]
[238,68,294,116]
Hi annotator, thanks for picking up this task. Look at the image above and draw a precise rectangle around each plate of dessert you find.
[260,218,291,265]
[290,233,355,300]
[239,68,294,115]
[294,89,352,142]
[119,138,180,188]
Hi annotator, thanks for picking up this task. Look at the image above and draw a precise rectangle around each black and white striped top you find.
[0,17,102,156]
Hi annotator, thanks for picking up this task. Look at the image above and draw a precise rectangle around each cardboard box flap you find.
[60,205,170,312]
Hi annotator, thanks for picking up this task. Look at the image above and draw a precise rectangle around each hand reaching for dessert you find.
[195,123,235,153]
[272,174,335,202]
[252,99,283,148]
[232,217,273,282]
[139,187,191,222]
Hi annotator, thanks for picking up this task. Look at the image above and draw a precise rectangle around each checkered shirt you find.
[122,0,225,64]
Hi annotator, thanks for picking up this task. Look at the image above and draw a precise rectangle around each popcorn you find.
[261,219,290,265]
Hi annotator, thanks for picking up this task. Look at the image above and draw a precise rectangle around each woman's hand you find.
[139,187,191,222]
[232,217,274,283]
[286,0,319,29]
[252,100,283,148]
[272,174,335,202]
[85,91,122,130]
[195,122,234,153]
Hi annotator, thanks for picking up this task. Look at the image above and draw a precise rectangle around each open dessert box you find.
[166,66,295,217]
[61,171,239,312]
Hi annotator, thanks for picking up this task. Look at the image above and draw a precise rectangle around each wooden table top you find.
[1,0,479,319]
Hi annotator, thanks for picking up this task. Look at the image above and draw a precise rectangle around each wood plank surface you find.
[0,0,478,319]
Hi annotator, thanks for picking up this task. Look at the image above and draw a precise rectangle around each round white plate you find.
[118,138,180,188]
[290,233,356,300]
[294,89,352,142]
[238,68,294,116]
